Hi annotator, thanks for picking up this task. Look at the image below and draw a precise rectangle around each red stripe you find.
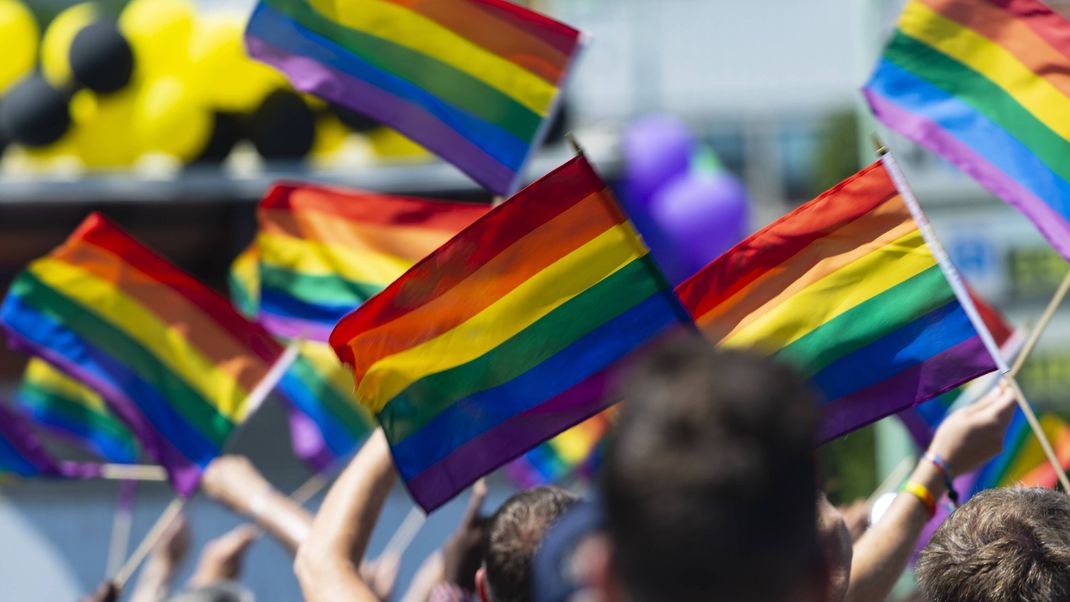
[329,156,603,364]
[675,161,897,321]
[986,0,1070,63]
[260,183,489,232]
[64,213,283,365]
[466,0,581,56]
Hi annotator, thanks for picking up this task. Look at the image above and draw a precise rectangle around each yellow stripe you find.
[258,232,413,286]
[298,340,356,395]
[26,359,108,413]
[356,223,646,411]
[900,1,1070,142]
[307,0,556,115]
[30,259,251,421]
[721,230,937,353]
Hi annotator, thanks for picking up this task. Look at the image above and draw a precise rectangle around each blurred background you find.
[2,0,1070,598]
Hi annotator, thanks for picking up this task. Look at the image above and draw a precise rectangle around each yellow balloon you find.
[312,112,351,160]
[367,127,431,161]
[133,76,211,162]
[188,13,286,112]
[41,2,98,88]
[119,0,194,78]
[0,0,38,94]
[70,88,142,169]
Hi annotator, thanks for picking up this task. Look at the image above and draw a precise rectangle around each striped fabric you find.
[16,359,140,464]
[504,409,614,489]
[0,214,285,495]
[0,402,63,479]
[865,0,1070,259]
[973,410,1070,493]
[676,161,998,442]
[244,0,582,194]
[257,182,487,342]
[330,156,690,510]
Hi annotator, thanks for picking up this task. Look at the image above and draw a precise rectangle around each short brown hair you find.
[918,487,1070,602]
[484,486,580,602]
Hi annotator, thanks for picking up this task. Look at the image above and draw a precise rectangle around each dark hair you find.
[601,334,821,602]
[484,486,580,602]
[918,487,1070,602]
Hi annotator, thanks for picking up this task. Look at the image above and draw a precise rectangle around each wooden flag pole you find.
[876,138,1070,493]
[112,497,186,588]
[105,480,138,577]
[1008,268,1070,379]
[99,464,168,482]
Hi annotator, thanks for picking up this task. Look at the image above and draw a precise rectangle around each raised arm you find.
[295,429,397,602]
[845,385,1016,602]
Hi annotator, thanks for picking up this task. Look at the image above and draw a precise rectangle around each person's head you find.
[600,334,823,602]
[477,486,581,602]
[917,487,1070,602]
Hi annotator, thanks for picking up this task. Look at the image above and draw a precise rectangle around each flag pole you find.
[112,497,186,588]
[105,480,138,577]
[99,464,168,481]
[1008,269,1070,379]
[876,139,1070,493]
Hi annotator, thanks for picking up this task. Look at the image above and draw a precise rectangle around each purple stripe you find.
[286,403,336,473]
[0,403,61,476]
[259,312,334,343]
[4,328,202,495]
[246,35,517,194]
[58,461,104,480]
[818,337,995,443]
[866,88,1070,259]
[897,407,935,449]
[405,367,616,511]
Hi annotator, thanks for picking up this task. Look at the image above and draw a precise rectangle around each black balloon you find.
[192,112,243,165]
[69,20,135,94]
[0,76,71,147]
[330,103,380,133]
[249,90,315,160]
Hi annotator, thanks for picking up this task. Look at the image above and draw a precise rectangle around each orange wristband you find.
[902,481,936,518]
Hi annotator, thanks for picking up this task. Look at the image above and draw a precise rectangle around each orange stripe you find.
[346,190,623,384]
[921,0,1070,99]
[60,242,272,394]
[695,196,915,342]
[260,209,459,263]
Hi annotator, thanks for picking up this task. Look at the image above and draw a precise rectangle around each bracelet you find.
[924,452,960,508]
[902,481,936,518]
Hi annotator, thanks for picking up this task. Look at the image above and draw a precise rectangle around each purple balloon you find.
[622,115,696,210]
[647,170,750,283]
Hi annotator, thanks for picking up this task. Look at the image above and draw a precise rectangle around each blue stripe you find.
[260,287,355,327]
[866,59,1070,223]
[2,297,222,468]
[812,300,977,401]
[277,368,361,459]
[0,433,40,477]
[391,290,682,480]
[17,403,138,464]
[246,2,529,170]
[972,409,1028,494]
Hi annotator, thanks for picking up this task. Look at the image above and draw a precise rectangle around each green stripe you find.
[885,31,1070,186]
[19,384,137,444]
[288,355,373,438]
[260,264,385,305]
[12,273,233,447]
[378,258,664,443]
[777,266,955,377]
[228,273,259,319]
[265,0,542,141]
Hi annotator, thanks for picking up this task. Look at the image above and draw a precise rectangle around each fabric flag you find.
[244,0,583,195]
[227,243,376,471]
[0,402,102,481]
[898,292,1015,448]
[330,156,691,511]
[504,408,615,489]
[864,0,1070,259]
[973,410,1070,493]
[0,214,285,495]
[256,182,488,342]
[16,359,140,464]
[676,161,999,442]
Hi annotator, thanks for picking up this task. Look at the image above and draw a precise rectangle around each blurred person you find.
[597,336,826,602]
[817,495,853,602]
[916,487,1070,602]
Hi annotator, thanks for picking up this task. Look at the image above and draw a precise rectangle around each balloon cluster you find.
[0,0,424,171]
[621,115,751,284]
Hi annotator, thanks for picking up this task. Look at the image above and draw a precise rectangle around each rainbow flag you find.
[864,0,1070,259]
[257,183,488,342]
[675,161,998,442]
[244,0,582,195]
[973,411,1070,493]
[504,408,615,489]
[227,244,375,471]
[16,359,140,464]
[330,156,691,510]
[0,402,64,480]
[0,214,285,495]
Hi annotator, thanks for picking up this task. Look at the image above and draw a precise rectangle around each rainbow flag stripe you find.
[864,0,1070,259]
[257,183,487,342]
[504,408,614,489]
[244,0,582,195]
[0,402,62,479]
[0,214,285,495]
[229,244,260,320]
[676,162,998,442]
[16,359,140,464]
[331,156,689,510]
[973,411,1070,493]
